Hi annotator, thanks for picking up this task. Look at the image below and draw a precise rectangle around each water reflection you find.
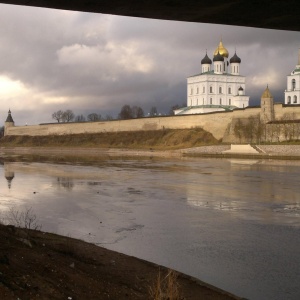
[56,177,74,190]
[184,159,300,226]
[0,157,300,300]
[2,158,300,226]
[5,170,14,189]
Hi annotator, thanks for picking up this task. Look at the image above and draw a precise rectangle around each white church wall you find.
[285,75,300,104]
[184,41,249,114]
[284,49,300,105]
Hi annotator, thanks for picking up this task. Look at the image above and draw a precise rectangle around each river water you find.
[0,156,299,300]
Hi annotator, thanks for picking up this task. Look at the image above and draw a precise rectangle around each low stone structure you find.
[222,144,259,154]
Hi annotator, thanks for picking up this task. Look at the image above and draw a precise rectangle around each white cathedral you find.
[174,40,250,115]
[284,48,300,105]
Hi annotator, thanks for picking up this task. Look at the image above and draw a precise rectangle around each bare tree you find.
[243,119,253,143]
[87,113,101,122]
[233,118,244,143]
[254,117,265,144]
[132,106,144,118]
[281,113,297,141]
[266,123,275,143]
[119,105,133,119]
[105,114,113,121]
[62,110,75,122]
[295,122,300,140]
[150,106,158,116]
[75,114,86,122]
[0,126,4,138]
[52,110,64,123]
[273,123,282,142]
[7,207,42,231]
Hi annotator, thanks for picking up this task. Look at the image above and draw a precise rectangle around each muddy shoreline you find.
[2,145,300,160]
[0,225,243,300]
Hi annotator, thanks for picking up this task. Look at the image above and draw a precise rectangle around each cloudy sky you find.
[0,3,299,125]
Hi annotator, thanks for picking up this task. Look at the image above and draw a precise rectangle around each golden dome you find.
[213,40,229,58]
[261,86,273,98]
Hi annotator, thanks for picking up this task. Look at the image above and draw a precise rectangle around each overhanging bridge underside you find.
[0,0,299,31]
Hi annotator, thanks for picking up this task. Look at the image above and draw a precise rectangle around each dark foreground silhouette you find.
[0,224,241,300]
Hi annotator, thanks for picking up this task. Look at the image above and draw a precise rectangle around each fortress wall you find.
[5,106,265,141]
[231,106,261,118]
[273,103,300,119]
[6,124,49,136]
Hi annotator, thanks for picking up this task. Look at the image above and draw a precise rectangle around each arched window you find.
[288,96,291,104]
[219,86,222,94]
[229,99,231,105]
[228,87,231,94]
[294,95,297,103]
[203,86,205,93]
[237,66,239,73]
[209,86,213,93]
[292,79,296,90]
[220,98,222,105]
[292,79,296,91]
[210,98,212,105]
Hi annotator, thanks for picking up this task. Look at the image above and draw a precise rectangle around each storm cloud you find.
[0,3,299,125]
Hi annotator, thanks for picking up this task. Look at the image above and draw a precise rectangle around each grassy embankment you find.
[0,128,219,150]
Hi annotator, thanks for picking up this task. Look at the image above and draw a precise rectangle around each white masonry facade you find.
[285,48,300,105]
[174,41,250,115]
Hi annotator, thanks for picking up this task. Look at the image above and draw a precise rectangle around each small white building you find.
[284,48,300,105]
[174,40,250,115]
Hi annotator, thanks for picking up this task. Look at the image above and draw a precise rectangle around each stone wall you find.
[5,103,300,142]
[274,103,300,119]
[223,104,300,143]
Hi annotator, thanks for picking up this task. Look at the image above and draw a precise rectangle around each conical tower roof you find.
[261,86,273,98]
[5,109,14,123]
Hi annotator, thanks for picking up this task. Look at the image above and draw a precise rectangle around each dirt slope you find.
[0,224,241,300]
[0,129,219,150]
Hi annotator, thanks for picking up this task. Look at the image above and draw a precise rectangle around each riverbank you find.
[0,129,219,150]
[0,224,242,300]
[181,144,300,159]
[2,144,300,160]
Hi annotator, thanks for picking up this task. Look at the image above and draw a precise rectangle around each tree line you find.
[51,103,184,123]
[51,110,113,123]
[233,113,300,143]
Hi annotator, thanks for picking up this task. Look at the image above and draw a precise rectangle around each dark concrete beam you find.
[0,0,299,31]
